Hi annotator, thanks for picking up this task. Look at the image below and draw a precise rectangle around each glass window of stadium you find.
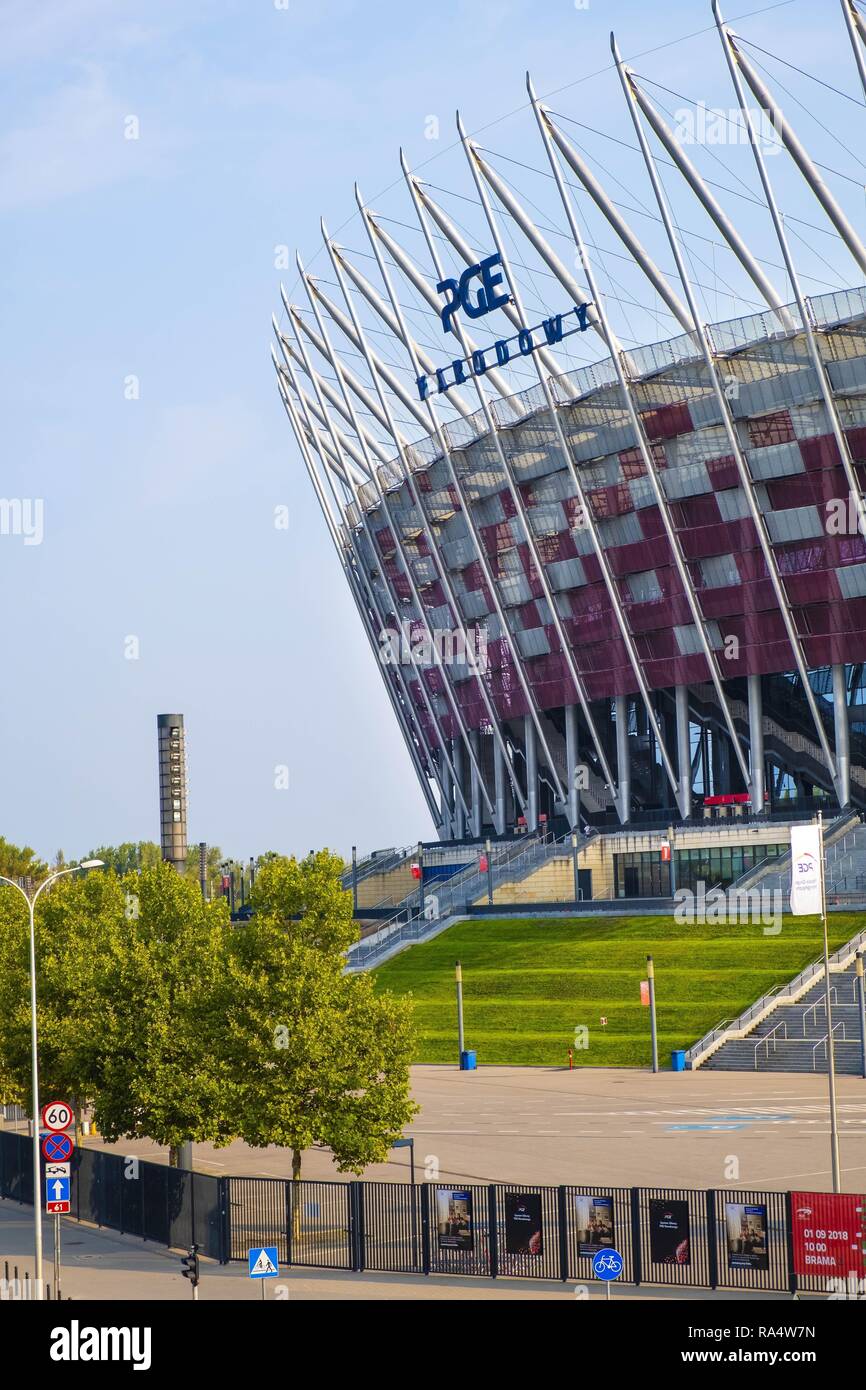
[614,853,671,898]
[614,845,787,897]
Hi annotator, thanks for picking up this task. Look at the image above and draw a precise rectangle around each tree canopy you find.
[0,851,415,1175]
[0,836,48,885]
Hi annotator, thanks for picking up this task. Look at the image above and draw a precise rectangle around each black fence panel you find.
[99,1152,123,1232]
[0,1131,30,1203]
[121,1163,145,1239]
[74,1148,99,1226]
[424,1183,491,1277]
[636,1187,713,1287]
[361,1181,422,1273]
[564,1185,635,1283]
[192,1173,224,1262]
[712,1189,791,1293]
[285,1180,353,1269]
[491,1185,562,1281]
[226,1176,352,1269]
[227,1177,287,1262]
[142,1162,170,1246]
[167,1167,193,1252]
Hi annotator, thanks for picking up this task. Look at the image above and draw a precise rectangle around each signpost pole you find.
[456,960,465,1064]
[486,837,493,905]
[572,832,580,903]
[54,1214,61,1301]
[856,952,866,1080]
[27,896,43,1298]
[647,955,659,1074]
[817,812,842,1191]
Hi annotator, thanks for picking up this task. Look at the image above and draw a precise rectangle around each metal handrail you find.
[686,925,866,1066]
[725,808,858,896]
[812,1022,847,1069]
[802,991,838,1035]
[755,1020,788,1069]
[345,843,414,889]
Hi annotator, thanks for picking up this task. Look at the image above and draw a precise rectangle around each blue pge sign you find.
[437,253,511,334]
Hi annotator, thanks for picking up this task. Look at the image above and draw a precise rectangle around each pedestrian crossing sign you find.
[248,1246,279,1278]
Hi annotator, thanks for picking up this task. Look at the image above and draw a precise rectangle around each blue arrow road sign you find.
[592,1248,624,1281]
[45,1176,70,1206]
[248,1246,279,1279]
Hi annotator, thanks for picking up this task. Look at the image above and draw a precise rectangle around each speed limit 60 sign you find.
[41,1101,75,1132]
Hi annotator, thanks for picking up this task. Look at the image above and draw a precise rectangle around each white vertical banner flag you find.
[789,824,823,916]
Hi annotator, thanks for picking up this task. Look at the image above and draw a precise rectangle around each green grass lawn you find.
[372,913,859,1067]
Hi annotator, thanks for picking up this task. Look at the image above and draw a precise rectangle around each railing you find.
[345,828,602,969]
[343,845,412,897]
[725,809,858,897]
[802,993,837,1035]
[812,1023,847,1070]
[382,827,586,923]
[686,925,866,1068]
[755,1021,787,1069]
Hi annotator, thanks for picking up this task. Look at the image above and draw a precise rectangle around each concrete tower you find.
[157,713,188,871]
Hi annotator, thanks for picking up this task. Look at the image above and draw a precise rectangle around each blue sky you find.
[2,0,862,863]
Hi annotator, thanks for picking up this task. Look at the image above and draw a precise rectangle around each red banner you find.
[790,1191,866,1278]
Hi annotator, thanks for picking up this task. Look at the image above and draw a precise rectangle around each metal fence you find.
[225,1175,857,1294]
[0,1131,225,1262]
[0,1130,859,1294]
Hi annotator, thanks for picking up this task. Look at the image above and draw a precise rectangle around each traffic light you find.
[181,1244,200,1288]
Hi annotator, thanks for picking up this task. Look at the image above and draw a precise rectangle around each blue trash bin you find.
[671,1049,686,1072]
[460,1049,477,1071]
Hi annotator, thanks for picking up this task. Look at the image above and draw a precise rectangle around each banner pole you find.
[817,811,842,1192]
[647,954,658,1074]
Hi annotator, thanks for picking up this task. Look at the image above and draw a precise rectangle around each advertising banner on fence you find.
[435,1188,474,1252]
[789,824,823,915]
[648,1199,691,1266]
[790,1191,866,1278]
[504,1193,543,1256]
[574,1194,615,1255]
[725,1202,770,1271]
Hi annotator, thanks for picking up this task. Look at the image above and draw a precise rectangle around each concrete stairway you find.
[703,959,865,1073]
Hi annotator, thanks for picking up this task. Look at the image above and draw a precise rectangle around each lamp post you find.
[816,812,841,1191]
[0,859,103,1300]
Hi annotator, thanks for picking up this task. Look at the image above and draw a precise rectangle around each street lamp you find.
[0,858,103,1299]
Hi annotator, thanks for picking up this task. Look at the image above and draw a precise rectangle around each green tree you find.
[0,836,48,886]
[89,863,233,1163]
[0,862,233,1159]
[184,842,224,895]
[0,850,415,1190]
[0,869,124,1114]
[219,851,417,1222]
[85,842,162,876]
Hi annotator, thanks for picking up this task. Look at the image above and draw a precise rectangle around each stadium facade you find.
[272,4,866,843]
